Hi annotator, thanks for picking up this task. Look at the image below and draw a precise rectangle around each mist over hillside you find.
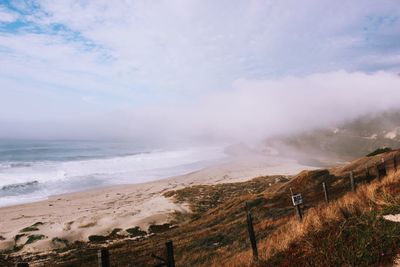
[265,109,400,164]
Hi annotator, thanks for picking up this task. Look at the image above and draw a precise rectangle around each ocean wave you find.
[0,180,41,197]
[0,162,32,170]
[0,146,227,206]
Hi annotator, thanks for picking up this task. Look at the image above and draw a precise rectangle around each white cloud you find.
[0,6,19,23]
[1,1,400,141]
[5,0,399,92]
[359,54,400,68]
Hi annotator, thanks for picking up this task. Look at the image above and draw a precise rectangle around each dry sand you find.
[0,155,316,253]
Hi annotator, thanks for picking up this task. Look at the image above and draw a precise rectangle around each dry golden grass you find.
[212,169,400,267]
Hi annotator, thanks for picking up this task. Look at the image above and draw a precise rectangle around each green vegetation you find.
[13,234,25,242]
[110,228,122,237]
[164,175,287,214]
[367,147,392,157]
[126,227,146,237]
[88,235,107,243]
[26,234,45,244]
[20,222,44,233]
[13,245,24,252]
[20,226,39,232]
[52,237,69,247]
[148,224,171,234]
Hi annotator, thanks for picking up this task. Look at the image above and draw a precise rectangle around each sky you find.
[1,0,400,142]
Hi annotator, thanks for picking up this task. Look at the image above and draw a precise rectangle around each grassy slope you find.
[217,151,400,267]
[2,150,400,266]
[266,210,400,266]
[259,173,400,267]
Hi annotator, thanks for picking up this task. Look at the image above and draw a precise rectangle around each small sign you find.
[292,194,303,206]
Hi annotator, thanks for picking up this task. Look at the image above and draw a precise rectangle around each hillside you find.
[1,149,400,266]
[266,109,400,162]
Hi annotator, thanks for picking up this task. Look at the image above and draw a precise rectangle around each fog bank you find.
[3,71,399,145]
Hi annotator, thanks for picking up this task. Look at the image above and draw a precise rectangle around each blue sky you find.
[1,0,400,141]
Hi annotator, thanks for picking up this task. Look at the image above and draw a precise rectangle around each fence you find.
[243,153,399,260]
[15,154,399,266]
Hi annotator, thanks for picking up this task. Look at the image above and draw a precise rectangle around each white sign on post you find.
[291,194,303,206]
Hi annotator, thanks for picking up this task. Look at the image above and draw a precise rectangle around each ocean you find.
[0,140,227,207]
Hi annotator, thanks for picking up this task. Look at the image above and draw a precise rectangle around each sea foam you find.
[0,145,227,207]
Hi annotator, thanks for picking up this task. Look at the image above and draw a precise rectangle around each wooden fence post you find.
[376,165,380,180]
[165,241,176,267]
[377,161,388,179]
[245,202,259,261]
[349,171,355,192]
[322,182,329,202]
[151,241,176,267]
[394,156,397,172]
[15,263,29,267]
[290,188,303,221]
[98,249,110,267]
[296,204,303,221]
[365,166,370,182]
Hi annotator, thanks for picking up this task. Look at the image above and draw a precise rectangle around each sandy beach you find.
[0,155,316,253]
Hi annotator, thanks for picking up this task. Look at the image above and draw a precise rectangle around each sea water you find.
[0,140,227,207]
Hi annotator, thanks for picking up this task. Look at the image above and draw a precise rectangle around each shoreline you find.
[0,154,317,253]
